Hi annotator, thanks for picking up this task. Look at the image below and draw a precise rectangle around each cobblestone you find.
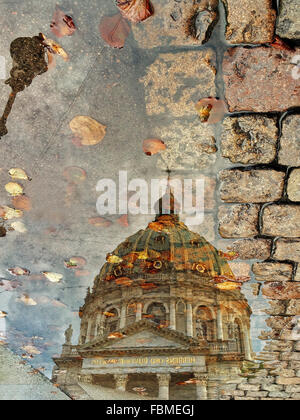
[262,205,300,238]
[287,169,300,202]
[276,0,300,40]
[274,239,300,263]
[278,116,300,167]
[218,204,260,238]
[222,0,276,44]
[223,47,300,112]
[141,50,216,117]
[220,169,285,203]
[262,282,300,300]
[252,262,294,282]
[227,239,272,260]
[221,116,278,164]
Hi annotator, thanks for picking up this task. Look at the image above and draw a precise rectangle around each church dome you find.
[95,213,235,288]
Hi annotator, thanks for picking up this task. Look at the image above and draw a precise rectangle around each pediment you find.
[79,320,200,353]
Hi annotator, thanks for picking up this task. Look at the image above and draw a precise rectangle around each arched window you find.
[104,308,119,334]
[127,303,136,326]
[195,306,215,341]
[233,319,244,354]
[147,302,167,325]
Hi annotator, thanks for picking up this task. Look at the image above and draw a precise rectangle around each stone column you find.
[187,303,193,337]
[114,374,129,392]
[194,373,208,400]
[95,313,103,337]
[207,380,220,400]
[243,327,253,361]
[217,307,224,341]
[170,300,176,330]
[136,302,142,322]
[157,374,171,400]
[85,319,92,343]
[120,304,127,329]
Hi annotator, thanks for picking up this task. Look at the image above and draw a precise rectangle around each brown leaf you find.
[50,6,76,38]
[8,267,30,276]
[99,13,131,49]
[270,36,294,52]
[117,0,153,23]
[143,138,166,156]
[40,33,69,61]
[12,195,32,211]
[195,97,227,124]
[69,116,106,146]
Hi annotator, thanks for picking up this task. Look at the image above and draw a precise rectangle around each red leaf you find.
[50,6,76,38]
[117,0,154,23]
[99,13,131,49]
[270,36,294,52]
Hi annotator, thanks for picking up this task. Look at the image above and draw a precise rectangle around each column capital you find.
[157,373,171,386]
[114,374,129,390]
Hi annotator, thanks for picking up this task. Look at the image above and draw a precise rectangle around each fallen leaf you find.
[64,256,86,269]
[8,267,30,276]
[115,277,133,286]
[103,311,116,317]
[0,206,23,220]
[18,294,37,306]
[22,345,41,355]
[5,182,23,196]
[270,35,294,51]
[99,13,131,49]
[42,272,63,283]
[118,214,129,227]
[12,196,32,211]
[40,33,69,61]
[8,168,31,181]
[0,226,7,237]
[195,97,227,124]
[88,217,112,227]
[63,167,87,184]
[69,116,106,146]
[108,332,125,339]
[117,0,153,23]
[10,221,27,233]
[106,254,123,264]
[50,6,76,38]
[143,138,166,156]
[0,311,8,318]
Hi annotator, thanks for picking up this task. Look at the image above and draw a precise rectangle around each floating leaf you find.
[10,221,27,233]
[115,277,133,286]
[69,116,107,146]
[5,182,23,196]
[195,98,227,124]
[117,0,154,23]
[103,311,116,317]
[108,332,125,339]
[143,138,166,156]
[107,254,123,264]
[42,272,63,283]
[118,214,129,227]
[0,206,23,220]
[50,6,76,38]
[22,345,41,355]
[64,256,86,269]
[270,36,294,51]
[99,13,131,49]
[0,311,8,318]
[40,33,69,61]
[8,267,30,276]
[88,217,112,227]
[12,196,32,211]
[63,166,87,184]
[8,168,31,181]
[19,294,37,306]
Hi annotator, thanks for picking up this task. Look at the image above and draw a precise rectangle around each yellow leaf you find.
[11,221,27,233]
[8,168,31,181]
[5,182,23,196]
[106,254,123,264]
[19,295,37,306]
[70,116,107,146]
[0,206,23,220]
[40,33,69,61]
[42,272,63,283]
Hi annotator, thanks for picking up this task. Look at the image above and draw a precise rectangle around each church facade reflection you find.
[52,194,253,400]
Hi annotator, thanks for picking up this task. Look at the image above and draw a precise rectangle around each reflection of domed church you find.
[53,192,253,400]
